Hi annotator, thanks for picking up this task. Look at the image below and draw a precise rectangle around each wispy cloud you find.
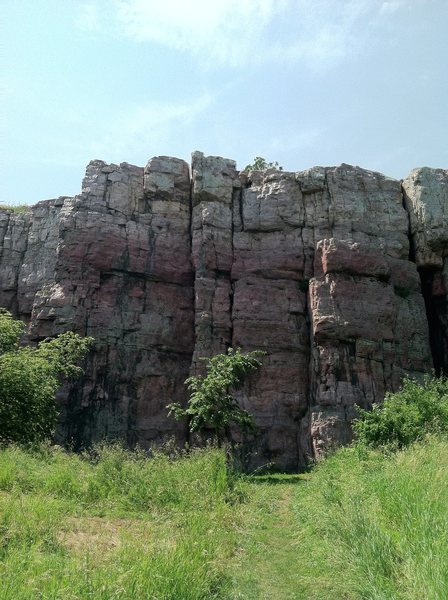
[114,0,284,67]
[76,0,408,70]
[10,92,214,169]
[379,1,404,14]
[107,92,214,155]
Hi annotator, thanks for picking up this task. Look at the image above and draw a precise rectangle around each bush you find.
[353,375,448,450]
[0,310,24,353]
[0,310,93,444]
[243,157,283,172]
[168,347,265,443]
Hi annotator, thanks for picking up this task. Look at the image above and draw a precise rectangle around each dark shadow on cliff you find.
[419,266,448,376]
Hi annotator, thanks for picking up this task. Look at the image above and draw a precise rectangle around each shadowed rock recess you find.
[1,153,447,469]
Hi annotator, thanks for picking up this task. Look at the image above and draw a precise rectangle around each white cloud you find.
[380,1,404,14]
[36,92,214,168]
[111,92,214,153]
[77,0,406,70]
[113,0,284,67]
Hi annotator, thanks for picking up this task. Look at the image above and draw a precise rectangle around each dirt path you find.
[230,475,306,599]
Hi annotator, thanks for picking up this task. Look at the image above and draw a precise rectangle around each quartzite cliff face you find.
[1,154,447,469]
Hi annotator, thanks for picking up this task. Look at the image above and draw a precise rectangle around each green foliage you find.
[293,437,448,598]
[353,375,448,450]
[0,443,240,512]
[0,444,243,598]
[243,156,283,172]
[0,309,24,353]
[0,204,30,213]
[0,310,93,445]
[168,347,265,439]
[2,439,447,599]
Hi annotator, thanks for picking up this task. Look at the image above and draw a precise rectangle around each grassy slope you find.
[1,438,447,599]
[0,444,242,599]
[292,436,448,599]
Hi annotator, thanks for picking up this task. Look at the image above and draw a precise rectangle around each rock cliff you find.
[1,153,446,469]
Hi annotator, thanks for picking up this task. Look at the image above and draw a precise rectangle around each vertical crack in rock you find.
[418,267,447,374]
[230,167,311,469]
[228,186,237,352]
[0,211,11,262]
[16,218,32,315]
[295,176,314,465]
[190,151,237,376]
[402,168,448,375]
[6,211,32,316]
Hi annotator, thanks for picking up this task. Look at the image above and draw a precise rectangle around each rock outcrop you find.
[1,154,446,469]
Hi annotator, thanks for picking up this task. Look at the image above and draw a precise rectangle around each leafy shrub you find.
[168,347,265,442]
[353,375,448,450]
[243,157,283,172]
[0,310,93,444]
[0,309,24,353]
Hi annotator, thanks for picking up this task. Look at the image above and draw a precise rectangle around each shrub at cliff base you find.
[354,375,448,450]
[0,309,93,445]
[168,347,265,443]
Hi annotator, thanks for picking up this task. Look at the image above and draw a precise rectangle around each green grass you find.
[229,473,306,599]
[293,436,448,599]
[1,438,447,599]
[0,204,30,213]
[0,443,243,599]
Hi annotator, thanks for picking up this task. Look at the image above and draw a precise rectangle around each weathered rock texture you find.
[1,154,446,469]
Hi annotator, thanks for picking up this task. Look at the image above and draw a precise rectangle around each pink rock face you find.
[1,158,194,449]
[1,154,444,469]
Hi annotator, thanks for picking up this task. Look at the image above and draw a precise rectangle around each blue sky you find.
[2,0,447,205]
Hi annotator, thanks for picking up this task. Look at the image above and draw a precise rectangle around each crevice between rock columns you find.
[295,177,314,467]
[401,182,446,375]
[418,267,447,375]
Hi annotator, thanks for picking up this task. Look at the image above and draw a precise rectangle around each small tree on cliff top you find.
[243,157,283,172]
[168,347,265,443]
[0,309,93,445]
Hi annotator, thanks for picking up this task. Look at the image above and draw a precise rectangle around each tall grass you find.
[0,443,242,599]
[2,430,447,598]
[0,204,30,213]
[294,436,448,599]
